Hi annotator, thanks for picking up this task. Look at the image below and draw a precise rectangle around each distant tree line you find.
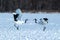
[0,0,60,12]
[0,0,20,12]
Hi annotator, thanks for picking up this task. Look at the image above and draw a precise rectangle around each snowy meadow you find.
[0,12,60,40]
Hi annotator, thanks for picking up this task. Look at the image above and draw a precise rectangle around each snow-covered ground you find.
[0,12,60,40]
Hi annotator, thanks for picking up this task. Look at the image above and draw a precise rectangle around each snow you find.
[0,12,60,40]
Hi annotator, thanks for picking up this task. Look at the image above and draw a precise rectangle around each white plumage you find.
[38,18,48,25]
[15,20,24,25]
[14,20,24,28]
